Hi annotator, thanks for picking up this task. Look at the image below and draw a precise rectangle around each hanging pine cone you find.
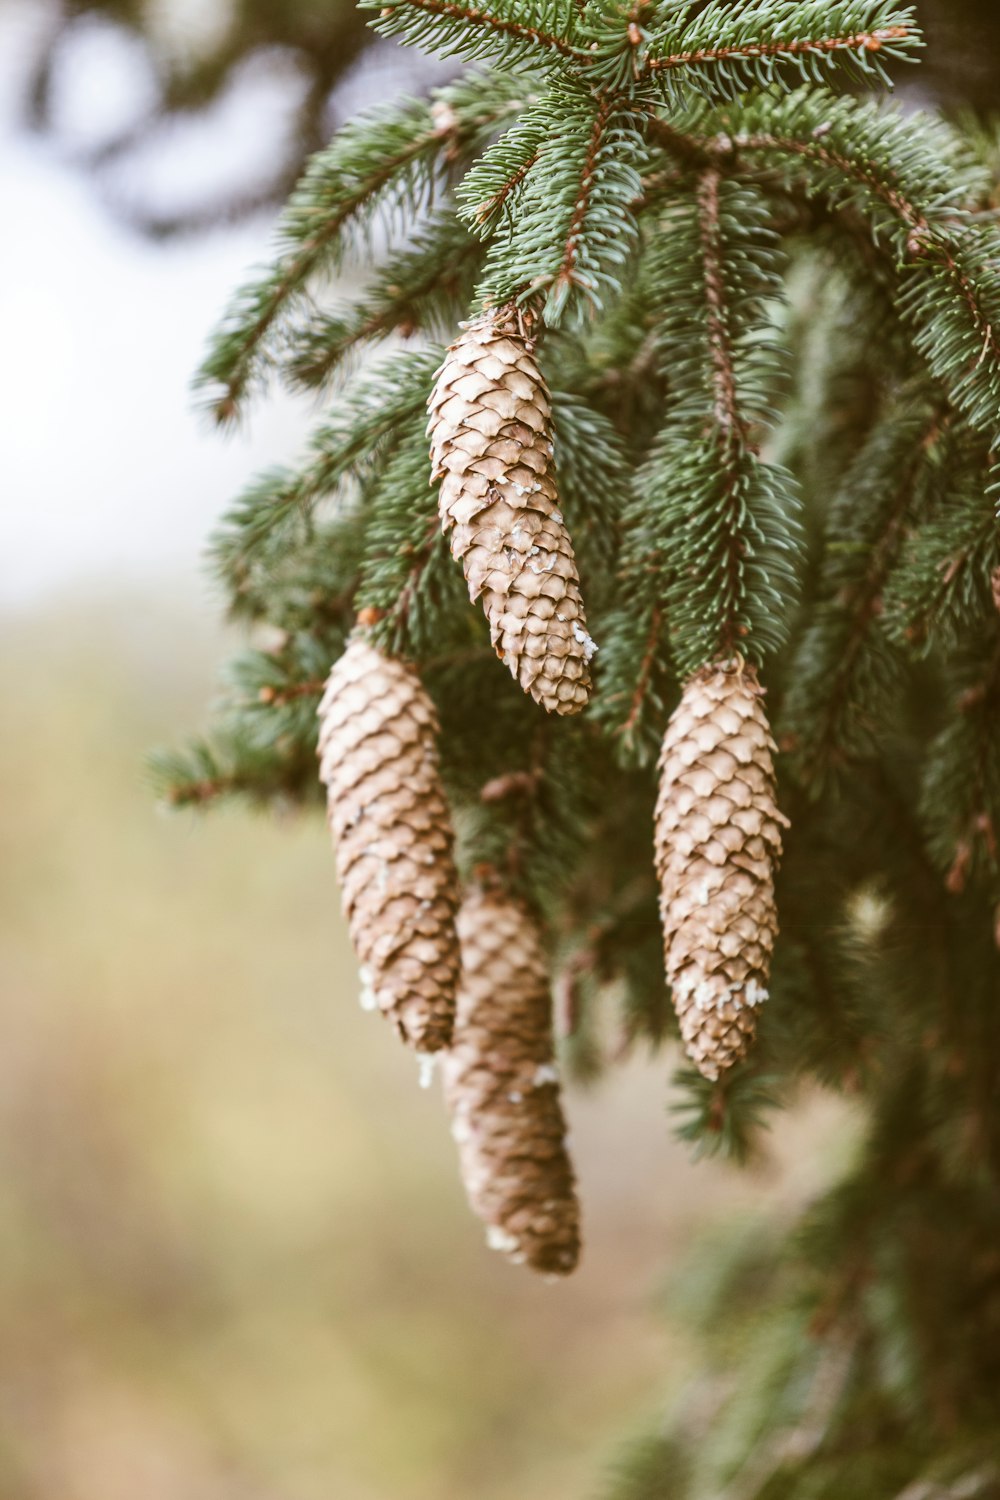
[443,882,581,1275]
[654,660,788,1081]
[317,634,460,1052]
[427,304,595,716]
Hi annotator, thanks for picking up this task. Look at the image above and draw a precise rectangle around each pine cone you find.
[443,884,581,1275]
[654,660,788,1081]
[317,635,459,1052]
[427,304,595,716]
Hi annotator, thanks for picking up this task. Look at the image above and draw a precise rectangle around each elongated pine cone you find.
[427,304,595,716]
[317,635,459,1052]
[654,660,788,1081]
[443,884,581,1275]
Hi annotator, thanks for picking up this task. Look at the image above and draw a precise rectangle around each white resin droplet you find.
[417,1053,437,1090]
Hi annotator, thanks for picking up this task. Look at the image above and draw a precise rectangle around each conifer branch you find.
[173,0,1000,1470]
[733,130,923,225]
[735,123,1000,355]
[921,636,1000,897]
[640,113,715,170]
[472,150,540,226]
[616,605,665,745]
[197,82,522,421]
[553,94,615,302]
[285,216,482,391]
[372,0,586,62]
[637,173,798,673]
[647,24,909,74]
[697,168,748,445]
[474,86,648,322]
[784,406,944,782]
[710,98,1000,437]
[199,113,450,421]
[883,439,999,654]
[639,2,919,104]
[696,167,754,656]
[814,447,920,710]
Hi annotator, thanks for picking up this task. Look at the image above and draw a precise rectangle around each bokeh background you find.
[1,2,993,1496]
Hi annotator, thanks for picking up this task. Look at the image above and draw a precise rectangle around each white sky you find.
[0,2,314,608]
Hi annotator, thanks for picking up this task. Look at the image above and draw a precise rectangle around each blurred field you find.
[0,593,855,1500]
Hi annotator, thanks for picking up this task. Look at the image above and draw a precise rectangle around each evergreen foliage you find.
[167,0,1000,1487]
[30,0,1000,233]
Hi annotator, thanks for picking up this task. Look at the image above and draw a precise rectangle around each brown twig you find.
[257,680,325,707]
[697,167,745,441]
[695,166,752,657]
[472,150,540,227]
[617,605,663,743]
[552,95,614,300]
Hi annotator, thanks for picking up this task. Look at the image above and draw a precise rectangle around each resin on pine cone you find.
[317,635,460,1052]
[427,303,595,716]
[443,882,581,1275]
[654,660,788,1081]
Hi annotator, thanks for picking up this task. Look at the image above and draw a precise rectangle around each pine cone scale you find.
[318,636,460,1053]
[428,305,593,716]
[655,660,788,1081]
[444,885,581,1276]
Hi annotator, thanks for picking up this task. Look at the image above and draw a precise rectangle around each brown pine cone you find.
[427,304,595,716]
[654,660,788,1081]
[443,883,581,1275]
[317,635,460,1052]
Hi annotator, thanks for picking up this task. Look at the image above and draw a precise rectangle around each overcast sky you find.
[0,1,315,609]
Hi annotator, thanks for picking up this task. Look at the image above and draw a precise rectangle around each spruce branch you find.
[922,638,1000,898]
[698,167,747,442]
[209,351,440,620]
[465,148,541,234]
[170,0,1000,1471]
[884,438,999,654]
[549,387,630,569]
[671,1065,781,1165]
[196,78,522,421]
[782,404,944,786]
[457,92,553,237]
[619,606,665,741]
[283,212,482,391]
[551,92,616,310]
[353,409,470,660]
[640,174,800,673]
[737,131,1000,419]
[640,1,919,105]
[369,0,586,66]
[475,84,649,323]
[693,90,1000,442]
[150,730,322,811]
[592,590,676,766]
